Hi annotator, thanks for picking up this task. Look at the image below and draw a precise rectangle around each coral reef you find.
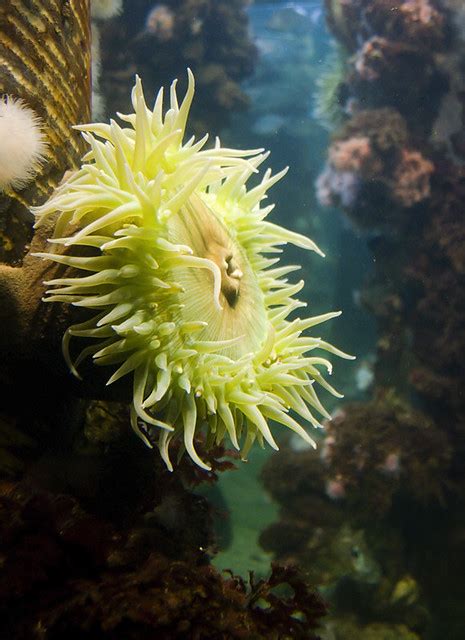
[0,482,326,639]
[316,108,435,227]
[324,0,448,131]
[363,0,445,49]
[318,391,451,515]
[259,429,431,636]
[390,149,434,208]
[265,0,465,637]
[0,383,326,638]
[96,0,257,135]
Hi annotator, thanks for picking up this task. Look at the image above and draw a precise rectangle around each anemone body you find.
[34,71,352,470]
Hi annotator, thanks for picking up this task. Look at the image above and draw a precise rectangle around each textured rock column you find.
[0,0,91,262]
[0,0,91,378]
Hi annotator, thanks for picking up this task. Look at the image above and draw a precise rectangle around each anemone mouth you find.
[168,193,269,361]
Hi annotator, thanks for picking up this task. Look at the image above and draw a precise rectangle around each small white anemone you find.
[0,96,47,191]
[91,0,123,20]
[33,70,354,470]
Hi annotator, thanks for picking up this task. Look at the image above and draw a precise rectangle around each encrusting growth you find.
[33,70,353,470]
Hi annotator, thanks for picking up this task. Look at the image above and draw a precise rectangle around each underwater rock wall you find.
[95,0,257,135]
[0,3,332,638]
[0,475,327,639]
[261,1,465,638]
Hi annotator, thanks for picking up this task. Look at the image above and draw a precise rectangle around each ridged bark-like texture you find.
[0,0,91,383]
[0,0,91,263]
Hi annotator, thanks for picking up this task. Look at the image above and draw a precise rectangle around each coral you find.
[97,0,257,134]
[407,248,465,385]
[261,453,378,594]
[354,53,445,136]
[336,109,409,154]
[33,72,353,470]
[309,0,465,635]
[399,164,465,422]
[0,96,47,191]
[317,108,435,223]
[391,149,434,207]
[261,387,451,522]
[320,391,451,514]
[145,4,175,41]
[354,37,394,82]
[363,0,445,51]
[325,475,347,500]
[328,136,376,173]
[326,0,445,54]
[325,0,448,129]
[425,161,465,273]
[327,618,420,640]
[315,166,361,209]
[352,37,428,89]
[0,482,326,640]
[260,435,436,633]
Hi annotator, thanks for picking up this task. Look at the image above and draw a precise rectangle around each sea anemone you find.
[0,96,47,191]
[145,4,176,41]
[313,47,348,131]
[33,71,353,470]
[91,0,123,20]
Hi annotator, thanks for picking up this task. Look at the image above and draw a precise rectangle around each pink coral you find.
[329,136,373,172]
[354,37,390,82]
[380,452,402,475]
[325,476,347,500]
[400,0,437,27]
[398,0,445,49]
[363,0,445,49]
[320,435,336,465]
[315,167,361,208]
[392,148,434,207]
[145,4,175,41]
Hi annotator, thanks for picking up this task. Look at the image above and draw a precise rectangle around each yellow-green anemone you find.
[33,70,353,470]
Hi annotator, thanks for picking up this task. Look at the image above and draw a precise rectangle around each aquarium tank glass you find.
[0,1,464,639]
